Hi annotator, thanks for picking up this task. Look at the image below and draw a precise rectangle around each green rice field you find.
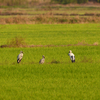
[0,24,100,45]
[0,24,100,100]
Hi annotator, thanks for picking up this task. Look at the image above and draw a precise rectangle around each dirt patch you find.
[0,45,8,48]
[72,41,100,46]
[0,38,99,48]
[74,41,91,46]
[1,43,100,48]
[51,60,60,64]
[93,42,99,46]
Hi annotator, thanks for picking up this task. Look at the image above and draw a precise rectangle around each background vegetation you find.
[0,7,100,24]
[0,0,100,6]
[0,0,100,24]
[52,0,100,4]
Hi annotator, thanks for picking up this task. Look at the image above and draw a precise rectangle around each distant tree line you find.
[0,0,100,6]
[51,0,100,4]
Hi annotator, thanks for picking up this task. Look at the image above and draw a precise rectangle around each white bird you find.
[68,50,75,63]
[39,55,45,64]
[17,51,23,63]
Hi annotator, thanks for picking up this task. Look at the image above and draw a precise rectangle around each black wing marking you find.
[71,56,73,60]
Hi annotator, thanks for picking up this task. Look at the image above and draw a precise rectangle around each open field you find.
[0,24,100,100]
[0,24,100,45]
[0,63,100,100]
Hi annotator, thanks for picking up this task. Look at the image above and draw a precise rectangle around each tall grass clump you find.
[7,37,27,47]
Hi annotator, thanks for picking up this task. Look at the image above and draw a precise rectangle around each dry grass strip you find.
[0,15,100,24]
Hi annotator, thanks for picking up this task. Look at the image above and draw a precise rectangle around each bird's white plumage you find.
[68,50,75,63]
[39,55,45,64]
[17,51,23,63]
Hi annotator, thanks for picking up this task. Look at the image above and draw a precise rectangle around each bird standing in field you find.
[39,55,45,64]
[68,50,75,63]
[17,51,23,63]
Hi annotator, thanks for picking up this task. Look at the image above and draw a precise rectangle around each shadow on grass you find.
[81,56,93,63]
[51,59,60,64]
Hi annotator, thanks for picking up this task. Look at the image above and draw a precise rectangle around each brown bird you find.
[39,55,45,64]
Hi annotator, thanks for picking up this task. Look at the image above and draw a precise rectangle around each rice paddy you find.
[0,24,100,100]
